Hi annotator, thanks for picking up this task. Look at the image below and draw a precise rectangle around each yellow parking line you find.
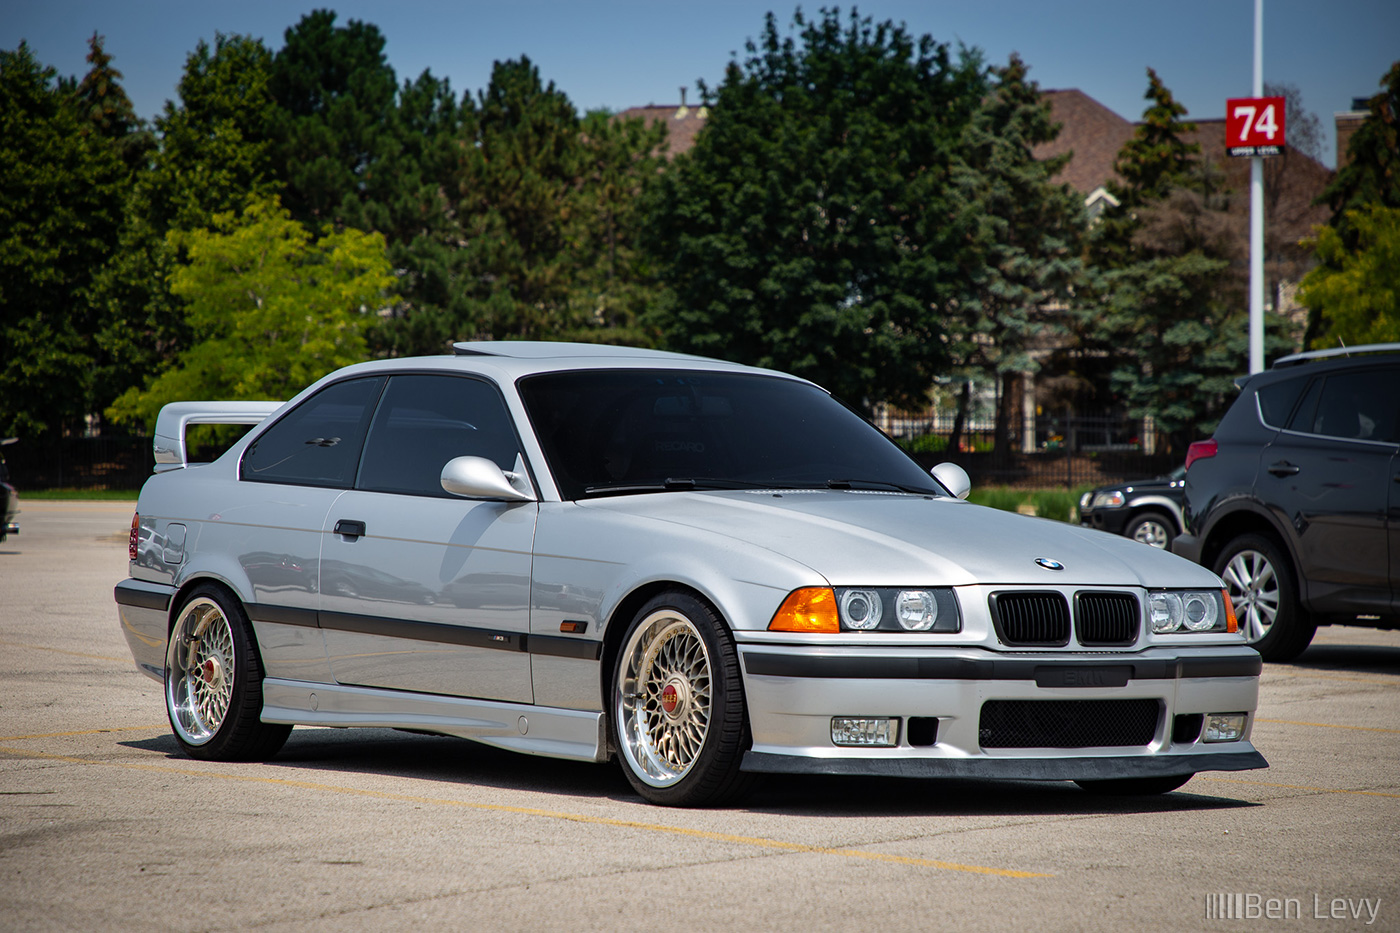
[1255,718,1400,734]
[0,744,1050,878]
[0,638,128,664]
[0,725,168,742]
[1198,776,1400,799]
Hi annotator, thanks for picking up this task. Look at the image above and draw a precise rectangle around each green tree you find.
[107,196,397,429]
[0,41,130,438]
[645,9,985,409]
[270,10,401,227]
[453,57,589,340]
[1083,70,1276,447]
[89,33,281,420]
[1320,61,1400,244]
[1300,204,1400,347]
[949,52,1087,451]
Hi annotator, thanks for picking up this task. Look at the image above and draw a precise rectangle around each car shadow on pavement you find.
[1286,642,1400,677]
[121,728,1258,817]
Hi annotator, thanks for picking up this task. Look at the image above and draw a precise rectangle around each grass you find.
[967,486,1094,524]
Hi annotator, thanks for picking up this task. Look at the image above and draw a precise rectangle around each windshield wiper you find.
[825,478,937,495]
[583,477,796,497]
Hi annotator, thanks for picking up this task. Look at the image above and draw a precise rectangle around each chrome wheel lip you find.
[1221,549,1281,644]
[165,597,236,746]
[616,610,713,789]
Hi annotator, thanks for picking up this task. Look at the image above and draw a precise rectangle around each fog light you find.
[1204,712,1246,743]
[831,717,897,747]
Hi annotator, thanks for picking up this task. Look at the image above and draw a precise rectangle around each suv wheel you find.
[1213,533,1316,662]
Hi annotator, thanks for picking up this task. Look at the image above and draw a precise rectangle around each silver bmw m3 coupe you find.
[115,341,1265,805]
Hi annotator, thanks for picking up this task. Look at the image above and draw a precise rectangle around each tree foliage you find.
[107,197,396,429]
[645,9,985,409]
[1320,60,1400,246]
[1300,204,1400,347]
[0,40,133,438]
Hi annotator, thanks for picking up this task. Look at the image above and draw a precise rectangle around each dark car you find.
[1173,344,1400,661]
[1,438,18,543]
[1079,466,1186,550]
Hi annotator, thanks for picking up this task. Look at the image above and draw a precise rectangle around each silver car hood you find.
[581,490,1220,589]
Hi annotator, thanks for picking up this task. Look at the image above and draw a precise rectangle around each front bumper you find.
[737,643,1265,781]
[1080,509,1130,536]
[1172,532,1204,564]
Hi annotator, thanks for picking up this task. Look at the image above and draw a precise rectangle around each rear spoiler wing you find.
[152,401,284,472]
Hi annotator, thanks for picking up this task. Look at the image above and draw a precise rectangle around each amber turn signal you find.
[1222,588,1239,634]
[768,587,839,633]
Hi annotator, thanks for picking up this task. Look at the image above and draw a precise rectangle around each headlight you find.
[769,587,961,633]
[1150,589,1235,634]
[1079,491,1093,509]
[1091,490,1126,509]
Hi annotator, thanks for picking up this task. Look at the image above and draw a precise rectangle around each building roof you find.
[1035,89,1136,194]
[616,104,709,159]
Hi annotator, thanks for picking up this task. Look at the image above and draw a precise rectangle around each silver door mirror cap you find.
[930,462,971,500]
[440,456,535,502]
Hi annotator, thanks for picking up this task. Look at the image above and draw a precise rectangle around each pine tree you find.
[644,9,986,410]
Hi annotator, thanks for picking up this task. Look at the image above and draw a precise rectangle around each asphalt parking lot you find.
[2,501,1398,932]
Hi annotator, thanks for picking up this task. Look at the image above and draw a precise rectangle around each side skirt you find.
[262,678,608,763]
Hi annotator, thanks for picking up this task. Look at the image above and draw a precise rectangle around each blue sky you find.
[5,0,1396,168]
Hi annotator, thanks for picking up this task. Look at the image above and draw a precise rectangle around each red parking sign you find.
[1226,96,1286,156]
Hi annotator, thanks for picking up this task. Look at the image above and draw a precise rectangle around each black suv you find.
[1173,344,1399,661]
[1079,465,1186,550]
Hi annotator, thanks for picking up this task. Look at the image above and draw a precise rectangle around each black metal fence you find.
[5,412,1181,493]
[3,435,154,491]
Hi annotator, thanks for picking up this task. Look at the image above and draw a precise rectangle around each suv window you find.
[1256,377,1309,429]
[1285,368,1399,443]
[357,374,521,497]
[242,377,384,487]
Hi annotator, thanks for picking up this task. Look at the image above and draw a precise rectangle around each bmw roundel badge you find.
[1035,557,1065,571]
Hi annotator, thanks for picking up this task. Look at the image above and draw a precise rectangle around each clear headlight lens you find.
[1150,589,1230,633]
[1091,490,1126,509]
[840,589,882,630]
[895,590,938,631]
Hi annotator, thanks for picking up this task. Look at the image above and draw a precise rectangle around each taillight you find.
[129,513,139,561]
[1184,439,1218,472]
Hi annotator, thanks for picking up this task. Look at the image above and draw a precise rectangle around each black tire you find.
[165,583,291,761]
[611,590,755,806]
[1124,511,1175,550]
[1212,533,1315,662]
[1075,774,1193,796]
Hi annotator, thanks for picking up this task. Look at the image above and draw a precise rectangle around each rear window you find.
[1255,376,1309,429]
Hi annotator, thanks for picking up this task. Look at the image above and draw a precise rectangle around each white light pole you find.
[1249,0,1265,374]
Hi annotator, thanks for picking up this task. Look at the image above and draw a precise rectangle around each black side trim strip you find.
[247,604,321,629]
[741,750,1268,779]
[742,653,1262,681]
[530,634,603,661]
[319,610,527,652]
[113,580,173,612]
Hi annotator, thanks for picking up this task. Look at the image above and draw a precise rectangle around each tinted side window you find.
[357,374,521,497]
[1256,376,1309,429]
[242,377,384,487]
[1290,368,1400,443]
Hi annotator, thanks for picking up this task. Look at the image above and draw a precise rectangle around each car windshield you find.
[518,369,945,500]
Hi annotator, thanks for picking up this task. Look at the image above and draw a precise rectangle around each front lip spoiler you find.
[741,750,1268,779]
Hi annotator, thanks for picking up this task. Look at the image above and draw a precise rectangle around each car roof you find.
[311,341,805,388]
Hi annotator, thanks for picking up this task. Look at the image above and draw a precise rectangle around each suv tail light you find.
[1184,439,1218,471]
[129,513,139,561]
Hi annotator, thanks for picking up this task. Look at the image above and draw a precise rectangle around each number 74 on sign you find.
[1226,96,1287,157]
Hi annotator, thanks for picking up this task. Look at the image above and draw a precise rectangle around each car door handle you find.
[1267,461,1300,477]
[333,519,366,538]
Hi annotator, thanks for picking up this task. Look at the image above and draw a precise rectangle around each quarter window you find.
[356,374,522,497]
[241,377,384,487]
